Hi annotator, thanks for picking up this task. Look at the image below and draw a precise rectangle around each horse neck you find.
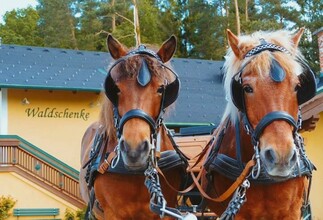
[219,118,255,162]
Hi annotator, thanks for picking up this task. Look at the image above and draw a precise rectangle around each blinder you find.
[231,70,244,112]
[162,75,180,108]
[297,61,317,105]
[104,72,120,107]
[104,45,180,109]
[231,49,317,112]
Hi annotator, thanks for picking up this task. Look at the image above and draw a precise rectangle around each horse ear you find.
[107,34,128,60]
[227,29,240,58]
[157,35,177,63]
[292,27,305,49]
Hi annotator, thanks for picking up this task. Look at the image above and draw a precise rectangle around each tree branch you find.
[115,12,134,25]
[95,30,110,36]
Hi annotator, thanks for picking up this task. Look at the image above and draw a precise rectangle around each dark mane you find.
[112,54,175,82]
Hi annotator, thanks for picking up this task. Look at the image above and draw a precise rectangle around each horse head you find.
[224,28,316,179]
[104,35,179,171]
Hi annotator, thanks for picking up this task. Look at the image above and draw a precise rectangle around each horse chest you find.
[93,174,154,217]
[237,177,305,219]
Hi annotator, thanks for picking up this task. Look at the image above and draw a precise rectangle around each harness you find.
[204,39,317,219]
[83,124,190,219]
[82,45,193,220]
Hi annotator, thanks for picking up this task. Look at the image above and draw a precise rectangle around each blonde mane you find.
[221,29,306,124]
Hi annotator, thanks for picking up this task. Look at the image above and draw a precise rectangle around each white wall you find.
[0,88,8,134]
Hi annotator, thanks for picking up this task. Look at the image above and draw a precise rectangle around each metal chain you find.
[220,179,250,220]
[144,161,197,220]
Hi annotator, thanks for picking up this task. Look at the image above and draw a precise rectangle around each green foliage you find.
[76,0,104,51]
[0,0,321,70]
[37,0,78,49]
[76,208,86,220]
[63,208,86,220]
[0,7,43,46]
[138,0,169,45]
[64,208,75,220]
[0,195,16,220]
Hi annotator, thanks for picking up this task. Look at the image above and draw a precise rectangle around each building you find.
[0,37,322,219]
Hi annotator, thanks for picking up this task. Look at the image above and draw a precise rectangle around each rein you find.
[143,122,200,220]
[154,119,258,218]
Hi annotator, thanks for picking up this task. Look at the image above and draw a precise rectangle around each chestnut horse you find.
[201,28,316,219]
[79,35,189,219]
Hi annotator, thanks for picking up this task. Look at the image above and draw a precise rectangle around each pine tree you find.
[37,0,78,49]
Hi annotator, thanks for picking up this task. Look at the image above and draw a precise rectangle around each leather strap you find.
[97,135,109,173]
[155,133,216,194]
[252,111,298,141]
[118,109,156,134]
[191,159,255,203]
[156,166,197,194]
[186,135,216,172]
[157,154,255,204]
[98,151,117,174]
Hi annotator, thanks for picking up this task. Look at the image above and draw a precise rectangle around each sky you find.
[0,0,38,23]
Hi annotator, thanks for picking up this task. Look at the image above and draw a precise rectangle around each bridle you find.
[103,46,195,219]
[230,39,317,178]
[201,40,317,219]
[104,44,180,147]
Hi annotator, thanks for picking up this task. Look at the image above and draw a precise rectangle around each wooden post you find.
[133,0,141,46]
[234,0,240,35]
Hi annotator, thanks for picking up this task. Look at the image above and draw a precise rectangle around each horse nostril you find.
[140,140,149,153]
[264,148,276,164]
[289,149,297,165]
[120,139,129,153]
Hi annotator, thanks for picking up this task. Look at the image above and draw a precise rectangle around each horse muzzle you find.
[119,138,151,171]
[260,146,298,178]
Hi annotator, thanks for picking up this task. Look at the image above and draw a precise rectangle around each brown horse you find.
[201,28,317,219]
[79,35,189,219]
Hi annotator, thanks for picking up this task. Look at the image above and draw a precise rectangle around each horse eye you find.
[295,84,301,92]
[157,86,164,94]
[243,85,253,93]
